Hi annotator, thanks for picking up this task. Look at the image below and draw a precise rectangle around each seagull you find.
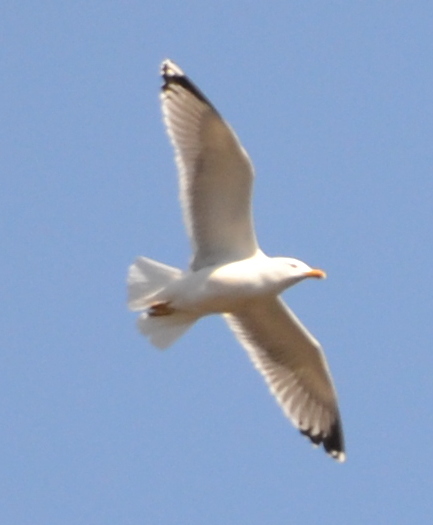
[128,59,345,462]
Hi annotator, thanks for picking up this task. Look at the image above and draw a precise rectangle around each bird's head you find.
[274,257,327,287]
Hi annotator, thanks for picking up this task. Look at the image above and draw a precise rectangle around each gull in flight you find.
[128,59,345,462]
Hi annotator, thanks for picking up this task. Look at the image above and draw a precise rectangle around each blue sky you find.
[2,2,433,523]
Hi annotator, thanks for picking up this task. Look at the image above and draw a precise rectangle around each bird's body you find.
[149,253,321,315]
[128,59,346,461]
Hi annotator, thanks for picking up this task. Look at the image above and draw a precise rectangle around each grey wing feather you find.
[225,297,345,461]
[160,60,259,270]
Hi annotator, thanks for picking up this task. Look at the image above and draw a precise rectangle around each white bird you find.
[128,59,345,462]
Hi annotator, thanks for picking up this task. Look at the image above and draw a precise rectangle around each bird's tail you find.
[127,256,181,310]
[136,310,197,349]
[127,256,197,349]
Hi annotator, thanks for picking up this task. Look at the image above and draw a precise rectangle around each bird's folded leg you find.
[148,302,175,317]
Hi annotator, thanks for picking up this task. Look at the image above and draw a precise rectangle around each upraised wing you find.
[225,297,345,461]
[160,60,259,271]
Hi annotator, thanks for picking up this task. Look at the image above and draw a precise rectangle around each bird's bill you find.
[306,269,327,279]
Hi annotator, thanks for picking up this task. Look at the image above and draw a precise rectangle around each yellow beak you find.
[306,268,327,279]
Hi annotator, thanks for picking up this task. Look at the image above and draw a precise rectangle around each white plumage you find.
[128,59,345,462]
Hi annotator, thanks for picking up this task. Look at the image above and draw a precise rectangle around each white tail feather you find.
[137,312,197,349]
[127,256,181,311]
[128,256,196,348]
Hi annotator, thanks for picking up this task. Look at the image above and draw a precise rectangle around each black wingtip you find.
[300,419,346,462]
[160,59,215,107]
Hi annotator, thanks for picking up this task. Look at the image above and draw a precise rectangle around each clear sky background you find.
[2,2,433,524]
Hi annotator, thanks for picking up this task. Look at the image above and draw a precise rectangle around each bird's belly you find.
[169,261,281,314]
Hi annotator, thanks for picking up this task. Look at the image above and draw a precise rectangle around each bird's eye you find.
[289,263,298,268]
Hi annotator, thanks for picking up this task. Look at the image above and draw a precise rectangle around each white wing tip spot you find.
[161,59,184,78]
[332,451,346,463]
